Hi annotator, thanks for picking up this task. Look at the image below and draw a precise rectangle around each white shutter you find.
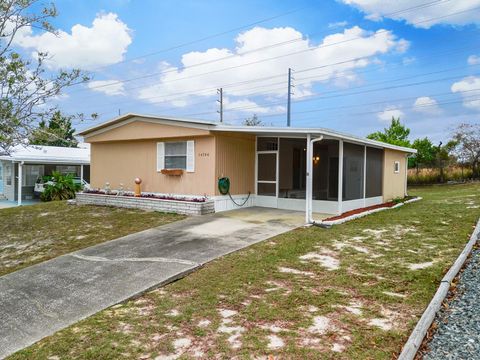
[156,142,165,171]
[186,140,195,172]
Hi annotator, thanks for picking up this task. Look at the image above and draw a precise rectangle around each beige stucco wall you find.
[85,118,211,143]
[90,136,216,196]
[214,132,255,195]
[383,149,407,201]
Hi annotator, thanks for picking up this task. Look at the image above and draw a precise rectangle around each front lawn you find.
[0,202,184,276]
[9,183,480,359]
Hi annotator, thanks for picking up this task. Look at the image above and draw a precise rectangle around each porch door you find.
[256,151,278,208]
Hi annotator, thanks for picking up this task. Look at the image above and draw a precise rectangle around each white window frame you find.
[157,140,195,173]
[394,160,400,174]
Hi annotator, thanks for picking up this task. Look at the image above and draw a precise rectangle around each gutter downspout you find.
[404,154,409,197]
[17,161,24,206]
[306,135,324,224]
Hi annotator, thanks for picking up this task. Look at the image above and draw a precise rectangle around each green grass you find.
[8,183,480,359]
[0,201,184,276]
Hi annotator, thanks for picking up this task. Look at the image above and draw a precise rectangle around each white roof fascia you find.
[212,125,417,153]
[0,145,90,164]
[77,113,416,154]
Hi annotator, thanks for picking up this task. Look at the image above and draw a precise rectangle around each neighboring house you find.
[0,145,90,205]
[78,113,415,220]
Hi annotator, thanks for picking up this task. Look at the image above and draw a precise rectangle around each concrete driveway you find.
[0,207,310,358]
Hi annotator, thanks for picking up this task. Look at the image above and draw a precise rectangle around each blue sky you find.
[14,0,480,142]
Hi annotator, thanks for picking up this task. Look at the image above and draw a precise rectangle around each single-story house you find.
[0,144,90,205]
[78,113,416,222]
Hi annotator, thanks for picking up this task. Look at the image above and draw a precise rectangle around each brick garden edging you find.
[76,192,215,215]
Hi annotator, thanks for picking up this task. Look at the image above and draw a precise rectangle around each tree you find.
[451,123,480,178]
[367,117,411,148]
[411,137,437,172]
[434,141,456,183]
[0,0,88,152]
[29,111,78,147]
[243,114,263,126]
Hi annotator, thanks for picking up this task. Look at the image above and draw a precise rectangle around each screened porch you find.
[254,136,384,220]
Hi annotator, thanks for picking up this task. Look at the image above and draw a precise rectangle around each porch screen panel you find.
[257,152,277,196]
[342,142,364,201]
[23,165,44,186]
[257,183,276,196]
[257,154,276,181]
[278,138,306,199]
[366,147,383,197]
[312,140,339,201]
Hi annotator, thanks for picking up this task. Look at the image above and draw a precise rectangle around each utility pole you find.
[287,67,294,127]
[217,88,223,123]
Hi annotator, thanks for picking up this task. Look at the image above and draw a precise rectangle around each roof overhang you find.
[77,113,416,154]
[0,145,90,164]
[212,125,417,154]
[0,157,90,165]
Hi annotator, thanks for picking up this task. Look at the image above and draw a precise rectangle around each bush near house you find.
[41,172,81,201]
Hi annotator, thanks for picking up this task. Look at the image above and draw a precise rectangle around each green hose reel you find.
[218,177,230,195]
[218,176,251,206]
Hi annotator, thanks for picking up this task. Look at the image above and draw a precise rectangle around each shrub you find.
[41,172,81,202]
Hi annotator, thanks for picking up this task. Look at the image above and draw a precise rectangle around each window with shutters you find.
[157,140,195,172]
[165,142,187,169]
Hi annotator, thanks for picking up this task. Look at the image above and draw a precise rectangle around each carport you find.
[0,145,90,205]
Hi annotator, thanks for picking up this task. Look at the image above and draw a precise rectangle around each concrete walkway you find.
[0,207,310,358]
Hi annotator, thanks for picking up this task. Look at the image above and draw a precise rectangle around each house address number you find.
[198,152,210,157]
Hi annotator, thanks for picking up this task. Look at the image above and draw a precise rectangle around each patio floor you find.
[0,199,40,209]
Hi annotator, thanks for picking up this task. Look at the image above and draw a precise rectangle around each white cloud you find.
[224,97,285,114]
[87,80,125,96]
[377,106,404,122]
[12,13,132,69]
[467,55,480,65]
[451,76,480,110]
[328,21,349,28]
[137,26,408,110]
[413,96,441,114]
[342,0,480,28]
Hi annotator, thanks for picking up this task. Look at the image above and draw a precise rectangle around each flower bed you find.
[83,189,207,202]
[77,191,214,215]
[320,196,421,226]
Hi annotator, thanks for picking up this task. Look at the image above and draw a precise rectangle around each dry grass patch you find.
[8,183,480,359]
[0,201,183,276]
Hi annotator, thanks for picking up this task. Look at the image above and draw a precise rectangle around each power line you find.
[288,94,480,124]
[74,86,480,127]
[84,1,447,75]
[88,5,311,72]
[78,59,480,126]
[73,2,469,94]
[220,65,480,114]
[230,87,480,121]
[76,42,478,113]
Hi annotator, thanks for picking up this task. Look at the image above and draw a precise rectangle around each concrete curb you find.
[398,217,480,360]
[319,197,422,226]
